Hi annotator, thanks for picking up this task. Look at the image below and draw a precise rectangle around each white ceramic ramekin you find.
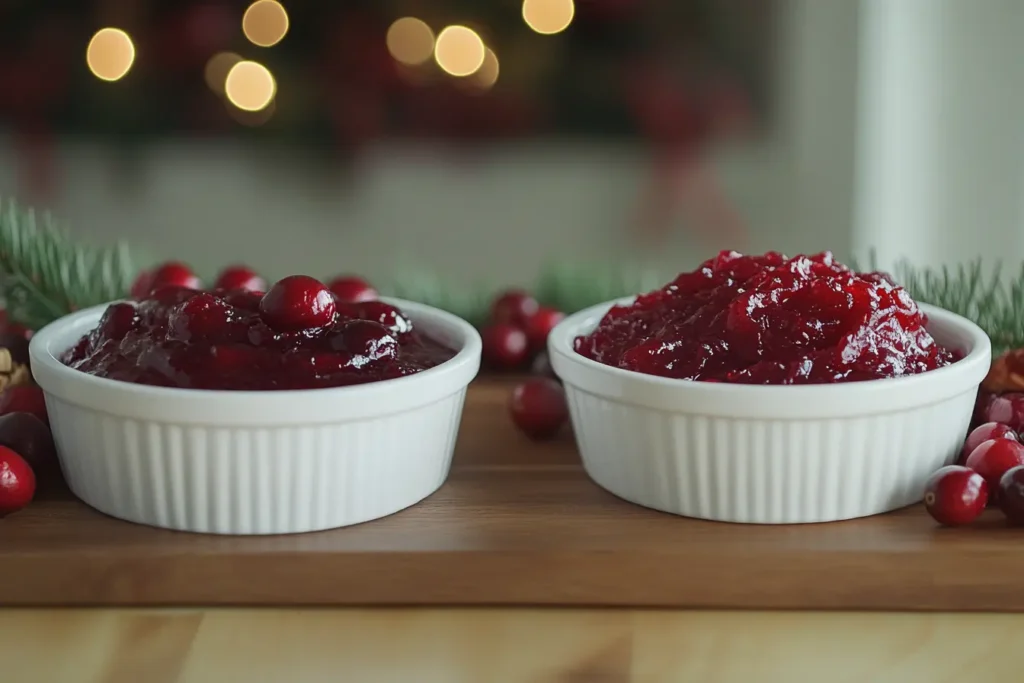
[29,298,481,535]
[549,300,991,524]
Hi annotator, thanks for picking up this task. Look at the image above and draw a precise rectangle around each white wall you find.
[0,0,860,287]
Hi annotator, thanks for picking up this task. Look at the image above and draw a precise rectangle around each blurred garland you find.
[1,199,1022,358]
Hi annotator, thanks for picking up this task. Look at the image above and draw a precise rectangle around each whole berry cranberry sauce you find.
[62,280,456,391]
[575,251,958,385]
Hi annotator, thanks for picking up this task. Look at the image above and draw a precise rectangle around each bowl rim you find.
[29,296,482,426]
[547,298,992,419]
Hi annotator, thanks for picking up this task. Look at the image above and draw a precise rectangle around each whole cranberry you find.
[509,377,569,440]
[347,301,413,336]
[129,270,153,299]
[960,422,1019,464]
[169,293,235,341]
[923,465,988,526]
[219,289,264,311]
[491,290,539,325]
[146,285,202,307]
[95,302,140,341]
[0,412,57,483]
[0,445,36,516]
[998,465,1024,525]
[481,323,530,369]
[329,320,398,362]
[525,307,565,351]
[149,262,201,291]
[328,276,377,303]
[0,385,48,425]
[964,438,1024,490]
[214,265,266,292]
[260,276,337,332]
[983,393,1024,431]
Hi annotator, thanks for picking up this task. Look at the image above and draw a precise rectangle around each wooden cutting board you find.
[1,379,1021,611]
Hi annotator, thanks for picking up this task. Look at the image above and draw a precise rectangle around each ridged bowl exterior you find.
[550,300,992,524]
[30,298,481,535]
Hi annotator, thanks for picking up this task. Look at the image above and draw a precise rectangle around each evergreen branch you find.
[0,198,140,331]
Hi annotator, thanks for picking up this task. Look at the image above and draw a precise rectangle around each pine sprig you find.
[0,198,139,331]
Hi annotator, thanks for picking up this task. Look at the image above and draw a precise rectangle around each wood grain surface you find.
[2,380,1023,611]
[3,608,1023,683]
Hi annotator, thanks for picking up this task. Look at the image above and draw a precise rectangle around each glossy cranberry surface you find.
[509,377,569,440]
[964,438,1024,490]
[960,422,1019,465]
[923,465,988,526]
[491,290,539,325]
[61,287,455,391]
[327,276,378,303]
[998,465,1024,525]
[0,385,48,425]
[149,262,202,291]
[214,265,266,292]
[982,393,1024,431]
[574,251,957,384]
[525,307,565,351]
[259,275,337,332]
[0,445,35,516]
[481,323,529,369]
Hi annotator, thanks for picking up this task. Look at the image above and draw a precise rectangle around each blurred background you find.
[0,0,1020,286]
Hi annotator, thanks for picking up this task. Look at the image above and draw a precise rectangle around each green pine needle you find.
[0,198,139,331]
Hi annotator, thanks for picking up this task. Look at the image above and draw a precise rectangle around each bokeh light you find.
[86,28,135,82]
[522,0,575,35]
[434,25,486,77]
[242,0,290,47]
[386,17,435,67]
[225,61,277,112]
[470,48,500,90]
[204,52,242,94]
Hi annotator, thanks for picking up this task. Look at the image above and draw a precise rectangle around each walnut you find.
[0,347,31,393]
[983,348,1024,394]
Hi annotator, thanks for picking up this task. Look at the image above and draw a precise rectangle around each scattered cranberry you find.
[149,262,202,291]
[998,465,1024,525]
[525,307,565,351]
[509,377,569,440]
[259,275,337,332]
[169,293,235,341]
[0,445,36,516]
[964,438,1024,490]
[983,393,1024,432]
[481,323,530,369]
[491,290,540,325]
[328,276,377,303]
[215,265,266,292]
[0,412,57,483]
[960,422,1019,464]
[530,351,557,380]
[130,270,153,299]
[923,465,988,526]
[0,385,48,425]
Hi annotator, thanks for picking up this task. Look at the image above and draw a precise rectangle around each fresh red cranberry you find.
[983,393,1024,431]
[960,422,1019,464]
[260,276,337,332]
[491,290,540,325]
[923,465,988,526]
[481,323,530,369]
[0,412,57,485]
[95,302,140,341]
[214,265,266,292]
[130,270,153,299]
[169,293,235,341]
[998,465,1024,525]
[509,378,569,440]
[219,289,264,311]
[0,445,35,516]
[964,438,1024,490]
[328,276,377,303]
[0,385,48,425]
[525,307,565,351]
[149,261,201,291]
[329,320,398,362]
[147,285,202,307]
[345,301,413,336]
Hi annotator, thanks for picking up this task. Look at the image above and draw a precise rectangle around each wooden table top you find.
[1,379,1022,611]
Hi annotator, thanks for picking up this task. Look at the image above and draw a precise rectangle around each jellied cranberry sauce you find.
[62,280,456,391]
[574,251,957,385]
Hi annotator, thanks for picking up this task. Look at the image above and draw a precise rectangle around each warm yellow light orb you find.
[86,28,135,82]
[471,48,500,90]
[204,52,242,94]
[242,0,290,47]
[434,25,485,77]
[522,0,575,35]
[386,17,436,66]
[225,61,277,112]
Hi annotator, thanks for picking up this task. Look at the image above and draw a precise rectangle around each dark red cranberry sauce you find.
[574,251,957,385]
[61,281,457,391]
